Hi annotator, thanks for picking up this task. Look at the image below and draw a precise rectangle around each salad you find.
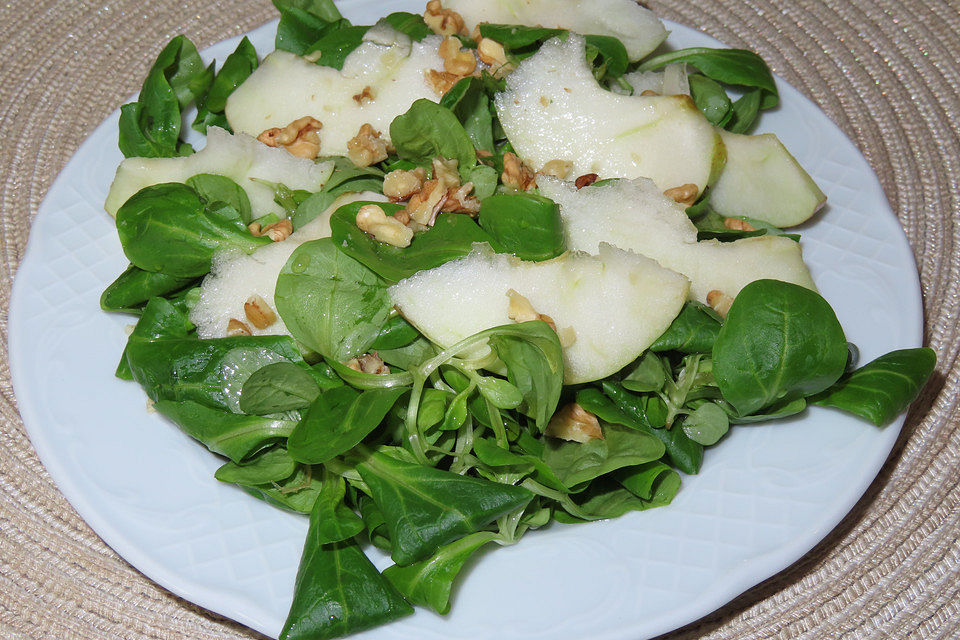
[100,1,936,639]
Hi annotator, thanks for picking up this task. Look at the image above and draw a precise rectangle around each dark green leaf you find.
[193,37,258,134]
[275,237,393,360]
[273,0,345,55]
[688,74,732,125]
[115,297,194,379]
[389,99,476,173]
[712,280,848,416]
[304,25,370,70]
[487,321,564,431]
[620,352,667,393]
[380,12,432,40]
[288,387,407,464]
[680,401,729,445]
[811,348,936,426]
[383,531,498,614]
[542,422,664,488]
[240,361,323,415]
[371,314,420,350]
[240,462,324,513]
[185,173,253,223]
[651,301,723,354]
[357,451,532,565]
[439,77,495,153]
[725,88,764,134]
[310,469,365,544]
[478,193,565,261]
[101,265,196,313]
[215,445,298,485]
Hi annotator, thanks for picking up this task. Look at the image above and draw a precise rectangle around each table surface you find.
[1,1,958,639]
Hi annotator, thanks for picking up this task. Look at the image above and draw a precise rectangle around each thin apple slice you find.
[104,127,333,218]
[708,130,827,227]
[190,192,389,339]
[495,35,724,193]
[225,35,444,156]
[389,244,690,384]
[442,0,667,62]
[538,176,816,304]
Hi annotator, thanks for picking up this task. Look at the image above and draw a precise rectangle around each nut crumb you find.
[347,123,389,167]
[706,290,735,317]
[356,204,414,247]
[352,85,375,105]
[244,294,277,330]
[227,318,252,337]
[346,352,391,375]
[575,173,599,189]
[546,403,603,443]
[257,116,323,159]
[502,152,536,191]
[663,183,699,206]
[538,159,573,180]
[723,217,757,232]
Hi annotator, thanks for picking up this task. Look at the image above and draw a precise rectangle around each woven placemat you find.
[1,1,957,638]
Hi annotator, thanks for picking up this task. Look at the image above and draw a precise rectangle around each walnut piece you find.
[356,204,414,247]
[244,294,278,330]
[257,116,323,159]
[383,168,426,201]
[347,123,390,167]
[352,85,375,105]
[506,289,556,332]
[346,352,391,375]
[424,0,466,36]
[707,290,735,317]
[663,183,699,206]
[439,36,477,76]
[546,403,604,443]
[248,219,292,242]
[502,152,536,191]
[723,217,757,232]
[538,159,573,180]
[575,173,599,189]
[477,37,514,77]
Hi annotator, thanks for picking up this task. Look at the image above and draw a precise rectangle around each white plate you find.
[8,2,924,639]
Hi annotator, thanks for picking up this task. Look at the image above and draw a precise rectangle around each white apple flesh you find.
[708,130,827,227]
[442,0,667,62]
[495,35,724,193]
[389,244,690,385]
[537,176,817,303]
[104,127,334,218]
[225,35,444,156]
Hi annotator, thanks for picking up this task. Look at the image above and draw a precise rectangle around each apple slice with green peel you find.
[708,130,827,227]
[389,244,690,385]
[226,35,444,156]
[537,176,816,304]
[495,35,724,193]
[104,127,334,218]
[442,0,667,62]
[190,192,389,339]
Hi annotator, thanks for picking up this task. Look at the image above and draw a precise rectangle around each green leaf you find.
[380,12,432,40]
[620,352,667,393]
[680,402,729,445]
[100,265,196,313]
[614,460,681,504]
[725,88,764,134]
[542,422,665,488]
[215,445,298,485]
[154,400,296,463]
[638,47,778,109]
[116,183,270,277]
[357,451,533,565]
[240,361,323,415]
[371,314,420,351]
[811,348,936,426]
[273,0,345,55]
[439,76,495,153]
[330,202,495,283]
[417,388,450,431]
[688,74,732,125]
[478,194,565,261]
[275,237,393,360]
[193,37,258,134]
[553,472,679,523]
[310,469,365,544]
[383,531,498,614]
[389,99,477,173]
[304,25,370,70]
[279,539,412,640]
[712,280,848,416]
[288,386,408,464]
[115,297,194,379]
[650,301,722,354]
[185,173,253,223]
[487,321,564,431]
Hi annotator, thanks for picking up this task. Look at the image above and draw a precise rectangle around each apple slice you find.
[190,192,389,339]
[104,127,333,218]
[537,176,816,304]
[495,35,724,193]
[708,130,827,227]
[225,35,444,156]
[389,244,690,384]
[441,0,667,62]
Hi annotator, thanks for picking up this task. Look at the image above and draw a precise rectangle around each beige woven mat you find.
[1,0,958,638]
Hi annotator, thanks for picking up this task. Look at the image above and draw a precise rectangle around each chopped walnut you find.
[442,182,481,215]
[244,294,277,330]
[506,289,558,333]
[439,36,477,76]
[723,217,757,232]
[383,168,426,201]
[707,290,735,317]
[346,352,391,375]
[248,218,293,242]
[502,152,536,191]
[477,37,514,78]
[352,85,375,105]
[226,318,252,337]
[405,179,448,226]
[426,69,461,96]
[432,156,460,186]
[347,123,390,167]
[424,0,466,36]
[356,204,414,247]
[575,173,599,189]
[257,116,323,159]
[538,159,573,180]
[640,89,661,97]
[546,403,604,443]
[663,183,699,206]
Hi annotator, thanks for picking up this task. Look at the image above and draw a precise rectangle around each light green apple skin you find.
[495,35,724,194]
[389,244,690,385]
[104,127,334,219]
[709,130,827,227]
